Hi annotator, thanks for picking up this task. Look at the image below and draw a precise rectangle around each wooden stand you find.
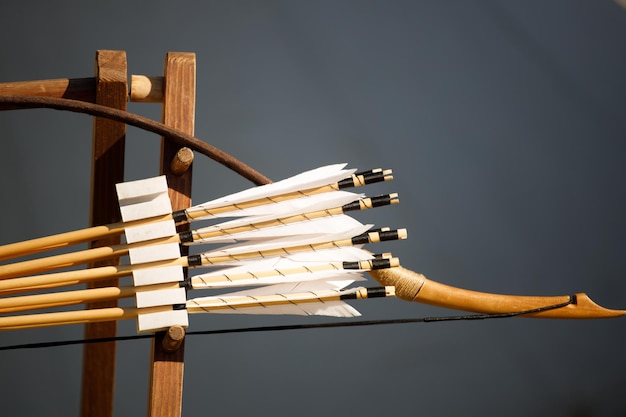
[81,49,128,417]
[0,50,196,417]
[148,51,196,417]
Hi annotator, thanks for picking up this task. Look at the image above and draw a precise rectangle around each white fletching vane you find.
[107,163,402,332]
[186,164,355,220]
[189,215,365,245]
[204,247,374,269]
[202,189,362,221]
[189,301,360,317]
[200,220,371,259]
[186,281,362,317]
[0,164,402,333]
[195,270,365,289]
[217,280,354,295]
[191,255,369,288]
[281,246,372,262]
[187,190,363,244]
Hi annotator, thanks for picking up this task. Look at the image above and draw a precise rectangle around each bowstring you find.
[0,297,574,351]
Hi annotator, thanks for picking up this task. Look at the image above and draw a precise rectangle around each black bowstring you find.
[0,297,574,351]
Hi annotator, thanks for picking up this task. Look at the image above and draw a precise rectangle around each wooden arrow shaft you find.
[0,286,394,331]
[0,214,173,262]
[0,229,405,294]
[0,257,188,294]
[0,234,182,279]
[0,282,181,314]
[0,305,153,330]
[0,194,398,278]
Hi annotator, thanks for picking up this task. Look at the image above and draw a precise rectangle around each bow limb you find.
[369,266,625,319]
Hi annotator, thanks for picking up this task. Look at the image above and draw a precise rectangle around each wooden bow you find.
[1,95,622,321]
[370,266,625,319]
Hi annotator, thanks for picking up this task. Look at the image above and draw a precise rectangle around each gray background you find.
[1,1,625,416]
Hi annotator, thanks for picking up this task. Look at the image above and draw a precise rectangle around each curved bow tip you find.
[369,267,625,320]
[542,293,626,319]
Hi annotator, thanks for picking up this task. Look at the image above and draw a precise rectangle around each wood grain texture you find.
[170,147,194,175]
[80,50,127,417]
[147,52,196,417]
[370,266,626,319]
[130,75,164,102]
[0,77,96,109]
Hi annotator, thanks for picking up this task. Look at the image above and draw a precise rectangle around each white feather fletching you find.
[279,246,372,262]
[215,279,355,295]
[191,255,368,288]
[187,281,362,317]
[190,301,360,317]
[188,215,365,245]
[186,164,355,219]
[194,270,365,289]
[204,246,373,268]
[200,220,371,259]
[186,191,363,242]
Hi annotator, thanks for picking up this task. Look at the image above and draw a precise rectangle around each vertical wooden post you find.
[147,52,196,417]
[80,50,127,417]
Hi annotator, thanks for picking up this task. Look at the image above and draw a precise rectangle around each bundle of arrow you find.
[0,164,405,333]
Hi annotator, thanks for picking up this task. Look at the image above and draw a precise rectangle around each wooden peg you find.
[169,147,194,175]
[130,75,164,102]
[162,325,186,352]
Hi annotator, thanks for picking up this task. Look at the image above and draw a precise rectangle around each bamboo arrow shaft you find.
[192,193,398,242]
[0,286,137,314]
[195,229,407,266]
[0,229,405,294]
[0,258,399,314]
[0,305,158,330]
[183,169,392,221]
[0,234,182,279]
[0,287,394,331]
[0,257,189,293]
[0,170,391,263]
[186,287,395,313]
[0,214,173,262]
[0,258,399,313]
[0,282,182,314]
[0,194,398,278]
[192,257,399,288]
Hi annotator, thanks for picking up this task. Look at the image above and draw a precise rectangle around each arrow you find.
[0,193,399,278]
[0,164,392,261]
[191,252,397,288]
[0,228,407,293]
[0,284,396,331]
[0,255,399,314]
[186,282,395,316]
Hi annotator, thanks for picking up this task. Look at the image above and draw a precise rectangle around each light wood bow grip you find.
[369,266,625,319]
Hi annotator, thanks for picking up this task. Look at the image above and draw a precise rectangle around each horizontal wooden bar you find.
[0,74,165,110]
[0,78,97,109]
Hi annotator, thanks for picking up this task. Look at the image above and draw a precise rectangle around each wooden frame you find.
[0,49,195,417]
[148,51,196,417]
[81,49,128,417]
